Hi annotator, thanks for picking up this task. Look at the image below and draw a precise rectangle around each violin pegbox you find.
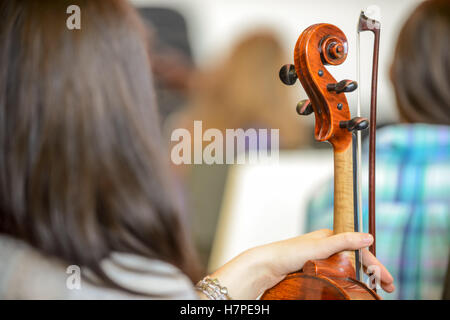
[279,24,366,152]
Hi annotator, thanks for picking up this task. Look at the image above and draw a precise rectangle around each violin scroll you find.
[319,35,348,65]
[292,24,359,151]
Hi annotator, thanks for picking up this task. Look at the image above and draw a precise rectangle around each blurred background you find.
[130,0,445,299]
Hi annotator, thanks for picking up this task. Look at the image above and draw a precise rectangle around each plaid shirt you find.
[306,124,450,300]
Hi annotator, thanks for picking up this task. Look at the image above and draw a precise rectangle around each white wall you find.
[132,0,423,123]
[207,150,334,272]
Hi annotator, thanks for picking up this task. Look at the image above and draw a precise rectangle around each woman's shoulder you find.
[98,252,198,299]
[0,234,197,299]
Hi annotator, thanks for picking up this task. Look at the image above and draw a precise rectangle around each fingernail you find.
[362,234,373,245]
[385,283,395,293]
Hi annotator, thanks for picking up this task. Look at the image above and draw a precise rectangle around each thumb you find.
[317,232,373,259]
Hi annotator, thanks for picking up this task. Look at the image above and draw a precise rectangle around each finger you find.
[383,283,395,293]
[363,265,396,293]
[317,232,373,258]
[273,229,333,254]
[362,249,395,293]
[262,229,334,275]
[282,229,334,260]
[265,229,333,254]
[362,249,394,283]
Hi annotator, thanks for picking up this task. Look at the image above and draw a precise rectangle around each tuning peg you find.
[340,117,369,132]
[327,80,358,94]
[279,64,298,85]
[296,99,313,115]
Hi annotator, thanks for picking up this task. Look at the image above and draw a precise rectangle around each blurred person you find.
[139,7,195,122]
[166,31,311,153]
[0,0,393,299]
[306,0,450,300]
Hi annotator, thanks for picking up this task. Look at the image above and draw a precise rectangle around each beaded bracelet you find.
[195,277,232,300]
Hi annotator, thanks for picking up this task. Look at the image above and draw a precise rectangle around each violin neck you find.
[333,142,357,268]
[333,142,356,235]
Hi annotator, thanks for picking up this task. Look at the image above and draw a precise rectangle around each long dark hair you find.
[391,0,450,125]
[0,0,199,294]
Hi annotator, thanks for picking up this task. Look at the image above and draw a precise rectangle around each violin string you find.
[356,30,364,282]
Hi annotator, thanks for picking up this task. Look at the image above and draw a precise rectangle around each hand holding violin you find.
[207,229,394,300]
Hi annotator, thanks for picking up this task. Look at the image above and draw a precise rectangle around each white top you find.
[0,234,198,299]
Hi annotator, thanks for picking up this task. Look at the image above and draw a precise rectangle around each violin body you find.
[262,253,380,300]
[262,19,381,300]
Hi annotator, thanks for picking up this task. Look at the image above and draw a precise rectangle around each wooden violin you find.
[261,13,381,300]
